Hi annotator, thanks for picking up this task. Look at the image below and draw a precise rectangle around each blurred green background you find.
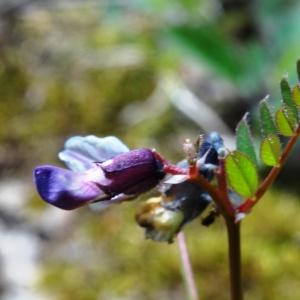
[0,0,300,299]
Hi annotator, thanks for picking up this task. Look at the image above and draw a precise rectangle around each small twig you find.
[177,232,200,300]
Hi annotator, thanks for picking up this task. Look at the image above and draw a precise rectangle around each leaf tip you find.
[242,112,250,122]
[297,59,300,80]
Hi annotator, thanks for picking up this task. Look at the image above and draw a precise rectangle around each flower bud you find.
[136,197,184,243]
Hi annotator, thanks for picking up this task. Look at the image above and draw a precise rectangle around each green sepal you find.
[275,105,297,136]
[259,97,277,137]
[236,113,257,166]
[260,134,282,167]
[225,150,259,198]
[292,84,300,108]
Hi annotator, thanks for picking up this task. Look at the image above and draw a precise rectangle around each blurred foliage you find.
[1,0,300,299]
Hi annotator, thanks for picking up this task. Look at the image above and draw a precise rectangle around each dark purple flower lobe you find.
[99,148,165,196]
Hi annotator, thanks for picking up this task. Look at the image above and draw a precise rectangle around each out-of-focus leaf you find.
[275,105,297,136]
[292,84,300,107]
[280,77,298,121]
[225,151,258,198]
[168,25,243,80]
[259,97,277,137]
[236,113,257,165]
[260,134,282,167]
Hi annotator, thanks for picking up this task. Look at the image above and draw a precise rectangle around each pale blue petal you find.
[58,135,129,171]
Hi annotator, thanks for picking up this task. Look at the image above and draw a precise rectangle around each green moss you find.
[37,191,300,300]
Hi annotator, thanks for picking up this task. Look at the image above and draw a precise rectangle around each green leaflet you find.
[292,84,300,108]
[281,77,293,107]
[260,134,282,167]
[236,113,257,165]
[280,77,298,122]
[225,151,259,198]
[275,105,297,136]
[259,98,277,136]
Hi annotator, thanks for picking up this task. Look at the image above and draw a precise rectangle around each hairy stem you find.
[177,232,200,300]
[225,219,243,300]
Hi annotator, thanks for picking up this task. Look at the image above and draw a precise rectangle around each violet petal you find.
[33,165,107,210]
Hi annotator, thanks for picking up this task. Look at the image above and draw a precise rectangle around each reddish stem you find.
[190,164,243,300]
[189,158,243,300]
[152,150,188,175]
[189,163,235,220]
[216,159,228,195]
[226,219,243,300]
[239,124,300,213]
[215,158,235,219]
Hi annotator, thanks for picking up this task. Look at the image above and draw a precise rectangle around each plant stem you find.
[177,232,200,300]
[189,165,235,219]
[256,124,300,199]
[225,219,243,300]
[239,124,300,213]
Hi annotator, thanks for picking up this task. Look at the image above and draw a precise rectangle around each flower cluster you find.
[33,133,225,242]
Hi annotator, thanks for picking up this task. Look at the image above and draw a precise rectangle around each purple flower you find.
[34,136,165,210]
